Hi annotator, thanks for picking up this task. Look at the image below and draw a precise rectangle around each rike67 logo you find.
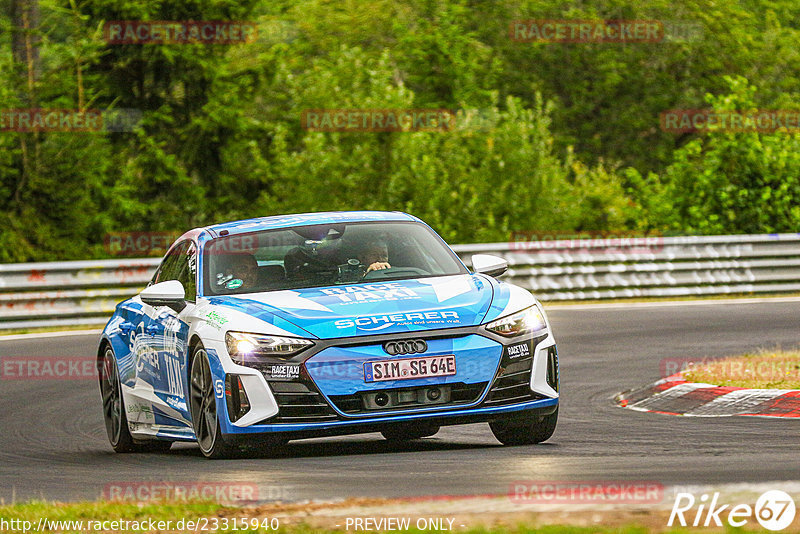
[669,490,796,531]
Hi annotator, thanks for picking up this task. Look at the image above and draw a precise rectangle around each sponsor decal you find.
[334,311,460,331]
[320,283,420,304]
[135,345,160,375]
[205,310,229,331]
[162,315,182,356]
[226,279,244,290]
[265,364,301,380]
[165,396,184,410]
[126,402,155,423]
[164,353,182,397]
[214,379,225,398]
[506,342,530,359]
[126,403,153,416]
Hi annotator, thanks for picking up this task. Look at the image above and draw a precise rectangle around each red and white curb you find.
[615,375,800,417]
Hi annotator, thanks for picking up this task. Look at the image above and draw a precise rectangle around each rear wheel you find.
[100,346,172,453]
[190,344,238,459]
[490,407,558,445]
[381,422,440,441]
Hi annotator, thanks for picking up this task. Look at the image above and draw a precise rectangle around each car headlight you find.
[225,331,314,364]
[484,305,547,338]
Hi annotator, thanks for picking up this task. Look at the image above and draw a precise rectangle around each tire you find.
[381,422,440,441]
[189,344,238,459]
[489,407,558,446]
[100,346,172,453]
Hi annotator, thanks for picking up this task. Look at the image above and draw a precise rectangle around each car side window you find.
[155,241,188,284]
[148,268,159,287]
[178,242,198,302]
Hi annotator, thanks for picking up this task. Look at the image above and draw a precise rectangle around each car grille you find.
[263,379,340,423]
[255,337,553,424]
[482,352,544,407]
[328,381,488,415]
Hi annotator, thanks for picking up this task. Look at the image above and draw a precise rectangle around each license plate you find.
[364,355,456,383]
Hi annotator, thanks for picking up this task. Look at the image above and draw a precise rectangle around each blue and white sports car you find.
[98,211,559,458]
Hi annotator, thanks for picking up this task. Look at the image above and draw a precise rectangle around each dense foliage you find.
[2,0,799,261]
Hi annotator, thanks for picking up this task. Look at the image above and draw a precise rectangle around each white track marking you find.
[685,389,790,416]
[628,382,713,411]
[0,329,101,342]
[544,296,800,311]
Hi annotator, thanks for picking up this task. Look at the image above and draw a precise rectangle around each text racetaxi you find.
[98,211,559,458]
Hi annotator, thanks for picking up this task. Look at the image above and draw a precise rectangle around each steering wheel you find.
[362,266,429,280]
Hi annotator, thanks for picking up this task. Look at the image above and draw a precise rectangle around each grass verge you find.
[682,349,800,388]
[0,499,738,533]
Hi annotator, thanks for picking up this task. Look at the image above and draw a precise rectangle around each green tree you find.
[632,76,800,234]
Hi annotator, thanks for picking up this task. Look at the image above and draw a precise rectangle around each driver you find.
[359,240,391,273]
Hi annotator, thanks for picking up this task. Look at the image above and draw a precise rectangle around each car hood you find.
[206,274,496,339]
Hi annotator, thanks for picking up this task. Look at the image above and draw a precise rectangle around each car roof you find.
[200,211,419,238]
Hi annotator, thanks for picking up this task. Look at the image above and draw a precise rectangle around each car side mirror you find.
[471,254,508,277]
[140,280,186,313]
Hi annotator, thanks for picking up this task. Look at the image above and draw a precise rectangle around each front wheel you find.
[190,344,238,459]
[490,407,558,445]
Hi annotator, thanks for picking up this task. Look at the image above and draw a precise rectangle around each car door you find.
[124,246,181,428]
[113,300,150,386]
[142,240,196,425]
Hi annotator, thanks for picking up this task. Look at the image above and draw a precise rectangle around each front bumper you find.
[216,326,559,438]
[225,397,558,442]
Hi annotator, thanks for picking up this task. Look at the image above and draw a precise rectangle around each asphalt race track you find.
[1,299,799,503]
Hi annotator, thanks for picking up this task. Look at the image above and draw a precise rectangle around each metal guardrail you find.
[0,259,159,331]
[1,233,799,330]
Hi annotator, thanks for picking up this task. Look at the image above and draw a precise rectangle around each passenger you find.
[223,254,259,290]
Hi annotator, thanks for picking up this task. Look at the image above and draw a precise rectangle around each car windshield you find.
[202,221,468,295]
